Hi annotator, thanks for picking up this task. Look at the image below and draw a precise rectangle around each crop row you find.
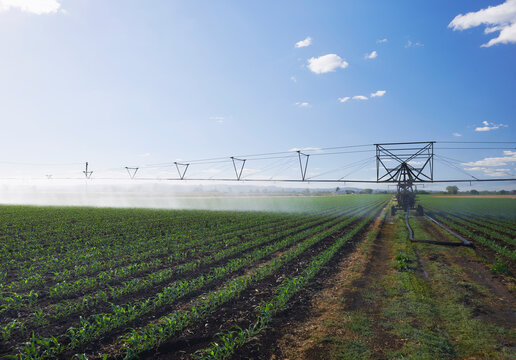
[1,208,306,280]
[429,213,516,261]
[11,200,385,359]
[2,206,333,296]
[2,212,298,290]
[115,202,384,359]
[0,205,352,320]
[450,212,516,237]
[431,211,515,248]
[0,203,359,340]
[193,206,385,359]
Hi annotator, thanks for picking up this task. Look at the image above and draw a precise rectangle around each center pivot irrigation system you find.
[27,141,516,246]
[128,141,514,246]
[375,142,473,246]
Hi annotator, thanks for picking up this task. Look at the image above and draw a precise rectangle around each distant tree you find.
[360,188,373,194]
[345,189,355,194]
[500,190,508,195]
[335,187,340,193]
[470,189,479,195]
[446,185,459,194]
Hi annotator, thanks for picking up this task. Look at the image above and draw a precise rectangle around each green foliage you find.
[490,258,511,275]
[0,196,389,359]
[419,196,516,260]
[446,186,459,194]
[394,252,413,272]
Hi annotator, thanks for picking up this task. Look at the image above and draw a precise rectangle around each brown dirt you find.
[416,216,516,331]
[248,208,405,360]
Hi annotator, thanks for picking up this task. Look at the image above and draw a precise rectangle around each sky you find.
[0,0,515,190]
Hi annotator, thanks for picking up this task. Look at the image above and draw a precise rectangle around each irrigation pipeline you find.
[405,210,473,247]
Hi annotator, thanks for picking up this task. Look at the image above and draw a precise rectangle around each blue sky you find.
[0,0,515,187]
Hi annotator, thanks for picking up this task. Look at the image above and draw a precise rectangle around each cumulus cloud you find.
[295,102,310,108]
[295,36,312,48]
[405,40,424,48]
[453,132,462,137]
[365,50,378,59]
[307,54,348,74]
[339,92,386,103]
[290,76,297,83]
[370,90,386,97]
[464,167,514,177]
[0,0,61,14]
[474,120,508,132]
[377,38,388,43]
[449,0,516,47]
[462,150,516,167]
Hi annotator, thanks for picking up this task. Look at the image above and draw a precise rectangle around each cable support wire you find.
[140,143,374,168]
[0,161,84,166]
[240,156,293,180]
[434,155,478,180]
[266,157,299,180]
[339,157,375,181]
[306,156,376,180]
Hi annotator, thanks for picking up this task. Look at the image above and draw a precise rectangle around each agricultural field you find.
[1,194,515,360]
[0,196,387,359]
[419,196,516,272]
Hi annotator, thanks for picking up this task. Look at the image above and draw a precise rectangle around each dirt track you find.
[255,210,516,359]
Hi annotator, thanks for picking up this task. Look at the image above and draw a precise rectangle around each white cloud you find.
[340,91,385,103]
[295,36,312,48]
[453,132,462,137]
[449,0,516,47]
[307,54,348,74]
[295,102,310,108]
[139,153,151,158]
[290,76,297,83]
[462,150,516,167]
[370,90,386,97]
[474,120,508,132]
[405,40,424,48]
[377,38,388,43]
[365,50,378,59]
[0,0,61,14]
[289,147,321,152]
[464,167,514,177]
[209,116,225,123]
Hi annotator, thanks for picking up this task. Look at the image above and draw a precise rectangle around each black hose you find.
[405,210,472,247]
